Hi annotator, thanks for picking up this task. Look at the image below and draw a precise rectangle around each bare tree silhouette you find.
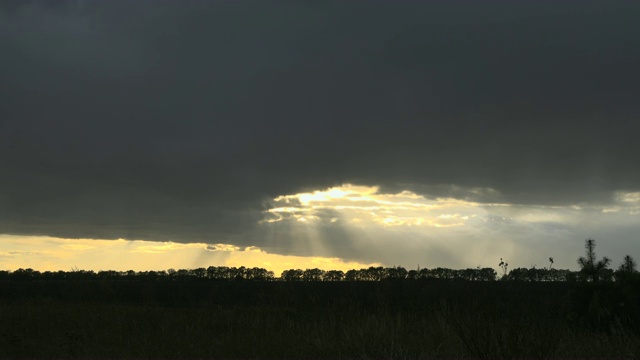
[499,258,508,278]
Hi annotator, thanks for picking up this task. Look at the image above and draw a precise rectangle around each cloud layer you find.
[1,1,639,266]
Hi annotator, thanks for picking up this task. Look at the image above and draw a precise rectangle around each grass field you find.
[1,280,638,358]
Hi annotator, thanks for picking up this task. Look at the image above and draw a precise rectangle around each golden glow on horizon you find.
[131,242,201,254]
[0,235,377,275]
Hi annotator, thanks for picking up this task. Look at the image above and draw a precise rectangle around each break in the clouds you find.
[258,185,640,269]
[1,1,639,269]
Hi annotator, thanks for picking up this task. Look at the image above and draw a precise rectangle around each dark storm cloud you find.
[2,1,639,248]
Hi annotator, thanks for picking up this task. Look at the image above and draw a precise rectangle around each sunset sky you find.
[1,0,639,275]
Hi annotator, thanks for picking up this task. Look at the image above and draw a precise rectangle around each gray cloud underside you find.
[1,1,639,256]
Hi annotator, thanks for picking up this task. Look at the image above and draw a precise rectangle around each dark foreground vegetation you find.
[1,276,639,358]
[0,240,638,359]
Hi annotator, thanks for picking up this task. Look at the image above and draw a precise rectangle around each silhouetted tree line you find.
[281,266,498,281]
[0,266,496,282]
[0,266,274,282]
[1,239,636,283]
[503,267,577,281]
[0,264,634,283]
[0,265,635,283]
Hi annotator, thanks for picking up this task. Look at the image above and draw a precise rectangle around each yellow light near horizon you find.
[0,235,378,274]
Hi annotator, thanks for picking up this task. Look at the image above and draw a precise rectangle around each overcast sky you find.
[1,0,639,273]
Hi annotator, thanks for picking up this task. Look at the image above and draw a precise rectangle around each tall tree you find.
[618,254,637,273]
[577,238,611,282]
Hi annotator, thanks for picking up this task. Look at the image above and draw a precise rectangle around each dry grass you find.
[0,296,638,359]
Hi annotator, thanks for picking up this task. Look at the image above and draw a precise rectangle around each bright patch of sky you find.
[1,185,639,274]
[260,184,640,271]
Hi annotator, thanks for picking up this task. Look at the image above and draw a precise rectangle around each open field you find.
[1,280,638,358]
